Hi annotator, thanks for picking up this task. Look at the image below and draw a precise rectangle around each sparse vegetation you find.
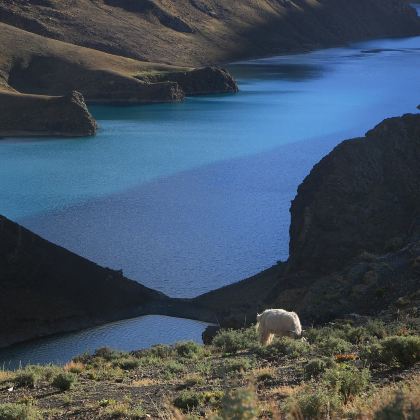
[51,372,77,392]
[14,371,39,389]
[218,388,259,420]
[213,327,258,354]
[256,337,311,359]
[0,316,418,418]
[304,357,335,379]
[0,402,42,420]
[323,365,371,403]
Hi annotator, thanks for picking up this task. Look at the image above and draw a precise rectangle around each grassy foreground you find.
[0,316,419,419]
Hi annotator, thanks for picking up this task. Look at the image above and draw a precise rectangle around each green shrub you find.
[161,360,186,379]
[173,390,223,411]
[373,391,420,420]
[86,366,124,382]
[256,337,311,359]
[14,371,39,389]
[213,328,257,354]
[178,374,205,390]
[147,344,175,359]
[52,372,77,391]
[175,341,203,358]
[218,388,259,420]
[305,325,347,344]
[94,347,125,361]
[284,384,342,419]
[318,337,352,356]
[365,320,388,339]
[27,365,62,381]
[323,365,371,403]
[361,336,420,368]
[0,402,42,420]
[116,357,140,370]
[219,358,252,375]
[304,358,335,379]
[380,336,420,367]
[360,341,383,365]
[343,325,370,344]
[100,399,146,419]
[255,369,275,383]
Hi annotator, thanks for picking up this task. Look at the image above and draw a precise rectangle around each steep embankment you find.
[195,113,420,325]
[0,0,419,66]
[0,215,167,348]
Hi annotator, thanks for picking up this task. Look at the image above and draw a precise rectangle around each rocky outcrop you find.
[194,113,420,325]
[289,114,420,275]
[148,67,239,95]
[0,90,97,137]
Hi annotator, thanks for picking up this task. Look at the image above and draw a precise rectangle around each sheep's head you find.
[289,329,302,339]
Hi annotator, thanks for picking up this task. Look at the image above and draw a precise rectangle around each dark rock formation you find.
[149,67,239,95]
[0,215,166,347]
[289,114,420,275]
[0,90,97,137]
[194,113,420,326]
[202,326,220,345]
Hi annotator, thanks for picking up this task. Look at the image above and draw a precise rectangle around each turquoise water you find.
[1,34,420,366]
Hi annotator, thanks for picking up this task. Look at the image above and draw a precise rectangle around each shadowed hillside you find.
[0,215,167,348]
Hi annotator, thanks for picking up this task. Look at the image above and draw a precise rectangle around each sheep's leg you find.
[260,330,272,346]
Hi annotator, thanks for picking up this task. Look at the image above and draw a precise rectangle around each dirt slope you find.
[1,0,419,66]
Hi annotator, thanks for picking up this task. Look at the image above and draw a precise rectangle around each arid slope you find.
[1,0,419,66]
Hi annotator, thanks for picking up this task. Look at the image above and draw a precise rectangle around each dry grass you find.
[63,361,85,374]
[266,385,301,399]
[0,371,15,383]
[131,378,162,387]
[252,367,277,383]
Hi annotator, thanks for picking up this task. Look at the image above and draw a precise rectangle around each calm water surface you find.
[1,34,420,366]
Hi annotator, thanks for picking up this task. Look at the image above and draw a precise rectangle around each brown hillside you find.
[1,0,419,66]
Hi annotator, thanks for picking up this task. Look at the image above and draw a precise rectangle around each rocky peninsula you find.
[0,22,237,137]
[0,90,97,137]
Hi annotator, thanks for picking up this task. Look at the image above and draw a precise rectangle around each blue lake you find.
[1,33,420,367]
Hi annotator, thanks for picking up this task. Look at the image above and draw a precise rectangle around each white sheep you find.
[256,309,302,345]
